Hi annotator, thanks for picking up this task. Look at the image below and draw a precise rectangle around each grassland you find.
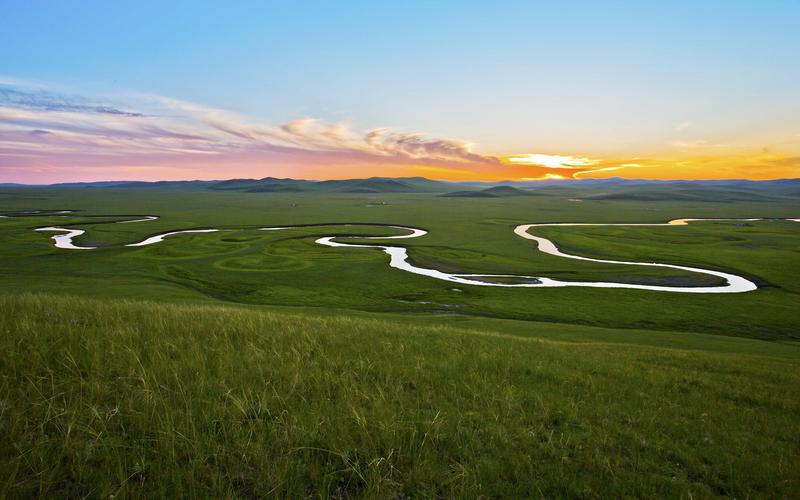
[1,294,798,498]
[1,184,798,496]
[1,186,798,339]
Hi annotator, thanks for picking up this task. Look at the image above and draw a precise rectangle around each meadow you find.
[1,186,798,338]
[1,294,798,498]
[1,184,799,497]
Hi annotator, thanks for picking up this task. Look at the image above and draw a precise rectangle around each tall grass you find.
[1,294,798,497]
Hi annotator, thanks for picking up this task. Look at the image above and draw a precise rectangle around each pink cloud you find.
[1,83,507,183]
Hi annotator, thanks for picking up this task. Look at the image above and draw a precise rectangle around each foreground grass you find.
[1,295,798,497]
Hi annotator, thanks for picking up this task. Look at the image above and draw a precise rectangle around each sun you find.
[505,154,599,169]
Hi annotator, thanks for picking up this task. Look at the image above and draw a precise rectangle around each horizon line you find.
[3,175,799,187]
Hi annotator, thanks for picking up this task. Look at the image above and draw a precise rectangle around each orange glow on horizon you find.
[2,77,797,184]
[2,82,797,184]
[5,151,797,185]
[394,152,798,182]
[3,140,798,184]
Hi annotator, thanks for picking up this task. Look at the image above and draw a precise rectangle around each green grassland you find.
[1,185,799,496]
[1,294,798,498]
[1,187,798,338]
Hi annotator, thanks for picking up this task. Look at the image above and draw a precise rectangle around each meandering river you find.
[6,211,798,293]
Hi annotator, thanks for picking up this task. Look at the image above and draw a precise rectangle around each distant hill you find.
[441,185,534,198]
[585,187,783,203]
[11,176,462,193]
[440,190,496,198]
[208,176,463,194]
[244,185,308,193]
[5,177,798,201]
[211,177,314,192]
[314,177,460,193]
[482,186,535,196]
[316,178,417,193]
[464,177,800,193]
[115,180,213,189]
[51,180,214,189]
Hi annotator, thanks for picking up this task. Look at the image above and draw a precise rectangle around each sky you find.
[1,0,799,183]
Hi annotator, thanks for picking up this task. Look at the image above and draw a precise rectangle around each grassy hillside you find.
[1,294,798,498]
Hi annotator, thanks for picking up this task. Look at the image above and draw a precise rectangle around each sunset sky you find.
[1,1,798,183]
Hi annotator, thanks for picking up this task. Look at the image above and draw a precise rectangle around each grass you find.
[1,186,798,496]
[1,187,798,339]
[1,294,798,497]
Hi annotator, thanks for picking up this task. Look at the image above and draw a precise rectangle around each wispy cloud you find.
[1,82,518,182]
[2,80,796,183]
[0,86,143,116]
[675,122,690,131]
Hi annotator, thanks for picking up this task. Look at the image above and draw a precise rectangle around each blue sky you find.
[1,1,799,181]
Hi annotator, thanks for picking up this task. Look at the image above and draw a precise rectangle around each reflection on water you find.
[10,213,800,294]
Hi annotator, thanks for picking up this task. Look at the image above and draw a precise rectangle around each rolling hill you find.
[6,177,798,202]
[584,187,782,202]
[441,185,534,198]
[208,176,463,193]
